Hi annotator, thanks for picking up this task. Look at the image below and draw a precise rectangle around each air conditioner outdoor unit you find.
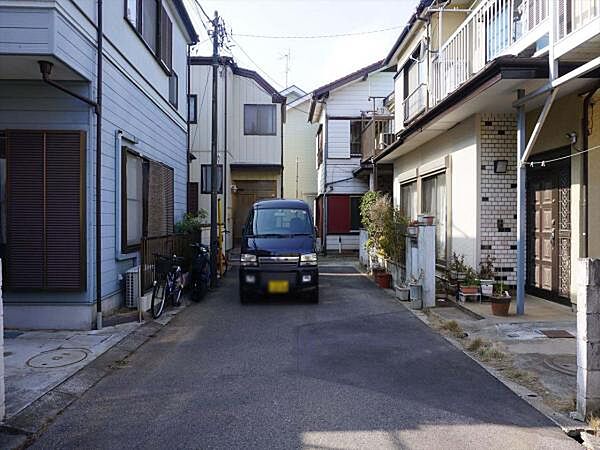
[125,266,141,308]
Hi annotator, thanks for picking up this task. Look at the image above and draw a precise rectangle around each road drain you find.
[27,348,89,368]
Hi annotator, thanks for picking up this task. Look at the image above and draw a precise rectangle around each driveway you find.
[31,263,580,449]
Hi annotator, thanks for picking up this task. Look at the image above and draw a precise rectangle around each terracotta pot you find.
[491,296,511,316]
[374,271,392,289]
[460,285,479,295]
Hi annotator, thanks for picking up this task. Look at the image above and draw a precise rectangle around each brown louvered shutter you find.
[146,160,167,237]
[187,182,198,214]
[45,131,85,289]
[159,6,172,71]
[6,130,45,289]
[164,165,174,234]
[6,130,84,290]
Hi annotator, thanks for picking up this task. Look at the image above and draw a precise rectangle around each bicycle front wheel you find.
[151,279,167,318]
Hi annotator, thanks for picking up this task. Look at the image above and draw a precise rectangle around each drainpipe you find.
[582,85,600,258]
[95,0,103,330]
[516,89,526,316]
[223,66,228,250]
[186,44,191,203]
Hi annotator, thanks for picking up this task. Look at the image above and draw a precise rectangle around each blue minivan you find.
[239,199,319,303]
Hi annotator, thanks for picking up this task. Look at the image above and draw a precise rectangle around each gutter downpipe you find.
[223,66,228,251]
[322,104,328,255]
[95,0,103,330]
[516,89,526,316]
[187,44,191,205]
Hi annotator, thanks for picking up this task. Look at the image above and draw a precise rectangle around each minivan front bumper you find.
[239,264,318,296]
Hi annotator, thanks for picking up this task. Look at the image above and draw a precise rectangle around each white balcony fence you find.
[403,83,428,123]
[556,0,600,40]
[431,0,549,106]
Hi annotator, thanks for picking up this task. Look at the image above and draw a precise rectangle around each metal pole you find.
[210,11,219,288]
[95,0,103,329]
[295,156,299,198]
[516,88,525,315]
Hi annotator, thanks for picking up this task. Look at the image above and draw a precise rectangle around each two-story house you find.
[370,0,600,312]
[188,56,286,250]
[0,0,197,329]
[309,61,395,253]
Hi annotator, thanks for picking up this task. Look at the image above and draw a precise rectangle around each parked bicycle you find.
[189,242,210,302]
[151,253,185,318]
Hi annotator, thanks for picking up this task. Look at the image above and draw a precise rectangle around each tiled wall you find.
[480,113,518,285]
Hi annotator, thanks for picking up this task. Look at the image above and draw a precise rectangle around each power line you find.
[233,24,405,40]
[229,37,286,90]
[193,0,213,25]
[527,143,600,167]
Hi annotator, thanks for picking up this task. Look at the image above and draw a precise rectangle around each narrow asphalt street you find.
[31,263,580,450]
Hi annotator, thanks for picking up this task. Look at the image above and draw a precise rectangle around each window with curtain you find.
[244,104,276,135]
[201,164,223,194]
[125,152,144,247]
[421,172,446,261]
[400,181,417,220]
[350,121,362,157]
[188,94,197,123]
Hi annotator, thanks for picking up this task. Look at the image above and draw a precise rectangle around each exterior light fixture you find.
[494,160,508,173]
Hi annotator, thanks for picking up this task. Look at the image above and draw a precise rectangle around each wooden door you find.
[232,180,277,246]
[527,162,571,303]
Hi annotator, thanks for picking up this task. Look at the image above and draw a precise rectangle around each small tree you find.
[175,209,208,234]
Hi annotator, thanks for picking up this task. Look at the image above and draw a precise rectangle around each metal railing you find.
[140,233,200,292]
[403,83,428,123]
[430,0,549,106]
[360,115,395,162]
[556,0,600,40]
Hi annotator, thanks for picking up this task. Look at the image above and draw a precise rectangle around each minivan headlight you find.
[300,252,318,266]
[241,253,258,266]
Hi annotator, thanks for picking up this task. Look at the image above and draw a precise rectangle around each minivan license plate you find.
[268,280,289,294]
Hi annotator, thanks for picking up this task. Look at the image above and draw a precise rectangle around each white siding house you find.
[0,0,197,329]
[309,61,395,252]
[188,57,286,250]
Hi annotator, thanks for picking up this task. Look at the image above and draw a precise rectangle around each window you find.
[317,125,324,166]
[125,0,172,72]
[400,181,417,220]
[188,94,197,123]
[201,164,223,194]
[350,196,362,230]
[122,149,174,251]
[421,172,446,261]
[244,104,276,135]
[350,121,362,157]
[250,208,313,236]
[169,71,178,107]
[187,182,199,214]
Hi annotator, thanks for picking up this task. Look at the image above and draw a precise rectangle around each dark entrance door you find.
[232,180,277,247]
[527,155,571,304]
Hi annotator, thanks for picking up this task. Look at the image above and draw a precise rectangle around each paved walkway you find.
[31,265,579,449]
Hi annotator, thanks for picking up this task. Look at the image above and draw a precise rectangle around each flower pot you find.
[491,296,511,316]
[410,297,423,310]
[409,283,422,301]
[395,286,410,301]
[407,226,419,238]
[373,270,392,289]
[418,214,434,225]
[460,285,479,295]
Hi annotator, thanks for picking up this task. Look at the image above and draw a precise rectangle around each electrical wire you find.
[233,24,405,40]
[229,37,286,90]
[526,143,600,167]
[190,69,211,150]
[193,0,213,25]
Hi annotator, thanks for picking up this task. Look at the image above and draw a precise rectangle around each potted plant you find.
[448,252,467,281]
[395,283,410,301]
[491,282,511,316]
[459,267,480,295]
[479,255,495,297]
[408,270,424,309]
[372,264,392,289]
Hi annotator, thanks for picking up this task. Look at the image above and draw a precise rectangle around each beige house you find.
[365,0,600,311]
[188,57,286,249]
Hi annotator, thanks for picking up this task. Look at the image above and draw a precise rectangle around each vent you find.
[125,266,141,308]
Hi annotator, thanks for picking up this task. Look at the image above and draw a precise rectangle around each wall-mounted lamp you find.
[494,160,508,173]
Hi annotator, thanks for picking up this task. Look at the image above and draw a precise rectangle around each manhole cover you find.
[544,356,577,376]
[27,348,89,368]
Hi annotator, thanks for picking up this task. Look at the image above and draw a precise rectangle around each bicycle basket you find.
[154,255,173,276]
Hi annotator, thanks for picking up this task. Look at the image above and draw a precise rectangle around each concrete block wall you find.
[480,113,518,285]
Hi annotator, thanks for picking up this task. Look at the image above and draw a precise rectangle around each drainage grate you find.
[540,329,574,339]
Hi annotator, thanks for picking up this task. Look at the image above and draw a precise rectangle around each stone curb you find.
[355,262,589,442]
[0,311,176,450]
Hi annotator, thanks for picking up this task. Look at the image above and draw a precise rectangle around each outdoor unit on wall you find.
[125,266,141,309]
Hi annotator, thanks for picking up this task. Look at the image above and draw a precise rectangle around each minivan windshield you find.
[250,208,313,237]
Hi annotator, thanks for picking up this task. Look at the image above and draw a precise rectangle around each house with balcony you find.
[373,0,600,311]
[0,0,197,329]
[309,61,395,253]
[188,56,286,250]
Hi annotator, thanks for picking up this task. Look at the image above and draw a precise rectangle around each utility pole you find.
[295,156,299,198]
[209,10,223,289]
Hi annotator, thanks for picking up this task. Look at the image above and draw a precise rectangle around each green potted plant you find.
[479,255,495,297]
[371,263,392,289]
[448,252,467,281]
[459,266,479,295]
[491,281,511,316]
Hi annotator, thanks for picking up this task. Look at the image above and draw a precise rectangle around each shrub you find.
[175,210,208,234]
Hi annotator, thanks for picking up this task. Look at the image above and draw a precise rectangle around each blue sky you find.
[185,0,417,92]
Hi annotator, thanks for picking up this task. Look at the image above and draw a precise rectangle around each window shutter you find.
[160,5,172,71]
[45,132,85,289]
[6,131,45,289]
[6,130,85,290]
[146,160,167,237]
[327,195,351,234]
[187,182,198,214]
[164,165,174,234]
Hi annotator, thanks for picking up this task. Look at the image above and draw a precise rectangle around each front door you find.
[527,159,571,304]
[232,180,277,247]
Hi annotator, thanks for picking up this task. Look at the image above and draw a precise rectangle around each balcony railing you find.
[360,115,395,162]
[403,83,428,123]
[431,0,549,106]
[556,0,600,40]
